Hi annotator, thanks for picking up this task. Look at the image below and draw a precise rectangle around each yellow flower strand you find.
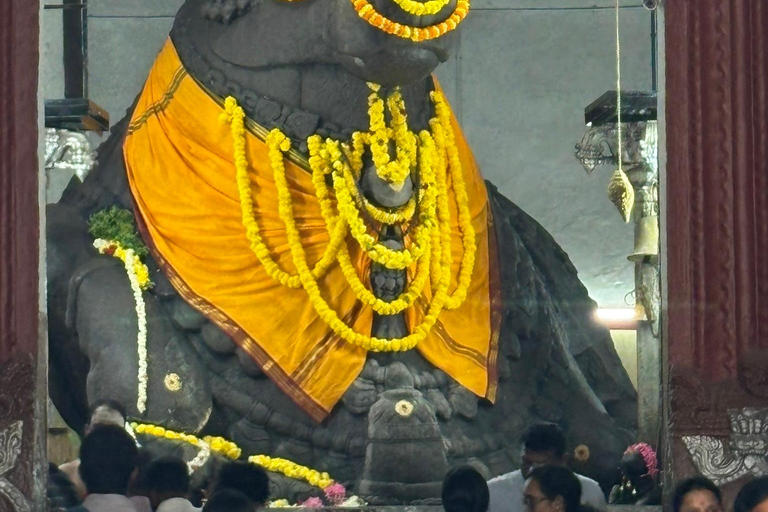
[249,455,334,490]
[222,86,477,352]
[221,98,347,289]
[431,90,477,309]
[366,85,414,188]
[351,0,470,42]
[316,134,417,226]
[390,0,451,16]
[267,129,454,352]
[325,138,430,270]
[309,136,436,316]
[131,423,335,490]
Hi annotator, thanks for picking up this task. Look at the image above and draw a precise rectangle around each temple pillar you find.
[664,0,768,502]
[0,0,47,511]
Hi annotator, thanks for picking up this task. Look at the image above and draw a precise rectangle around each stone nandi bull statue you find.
[47,0,637,503]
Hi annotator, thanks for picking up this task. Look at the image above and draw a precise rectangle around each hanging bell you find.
[628,215,659,263]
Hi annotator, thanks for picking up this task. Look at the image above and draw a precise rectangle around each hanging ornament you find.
[607,0,634,223]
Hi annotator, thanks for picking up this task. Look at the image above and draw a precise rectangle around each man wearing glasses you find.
[487,423,607,512]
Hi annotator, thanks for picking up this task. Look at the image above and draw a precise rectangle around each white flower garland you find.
[93,238,151,414]
[187,440,211,475]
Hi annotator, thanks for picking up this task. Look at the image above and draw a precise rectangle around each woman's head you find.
[672,477,723,512]
[524,466,582,512]
[735,477,768,512]
[442,466,490,512]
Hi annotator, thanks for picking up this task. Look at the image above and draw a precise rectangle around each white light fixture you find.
[594,308,638,329]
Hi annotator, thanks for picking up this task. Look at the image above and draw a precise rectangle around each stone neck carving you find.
[171,20,435,152]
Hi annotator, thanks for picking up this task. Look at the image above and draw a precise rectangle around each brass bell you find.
[628,215,659,263]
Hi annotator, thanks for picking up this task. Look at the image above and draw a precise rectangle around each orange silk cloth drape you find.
[124,39,499,421]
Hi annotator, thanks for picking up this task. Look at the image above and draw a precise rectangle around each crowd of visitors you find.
[47,400,768,512]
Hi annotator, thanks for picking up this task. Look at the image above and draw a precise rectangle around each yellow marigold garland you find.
[131,423,337,490]
[351,0,470,42]
[309,136,437,316]
[431,90,477,309]
[249,455,334,490]
[221,98,348,290]
[390,0,451,16]
[366,85,415,188]
[221,83,477,352]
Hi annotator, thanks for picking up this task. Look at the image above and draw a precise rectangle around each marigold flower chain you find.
[351,0,470,42]
[222,84,476,352]
[390,0,450,16]
[222,98,347,290]
[431,90,477,309]
[131,422,341,491]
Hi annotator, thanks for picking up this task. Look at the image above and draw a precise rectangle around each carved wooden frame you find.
[664,0,768,498]
[0,0,45,510]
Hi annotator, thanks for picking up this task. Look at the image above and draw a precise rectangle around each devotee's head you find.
[212,461,270,507]
[86,398,127,434]
[145,456,191,509]
[520,423,568,478]
[78,424,138,496]
[48,462,79,510]
[523,466,582,512]
[735,477,768,512]
[672,477,723,512]
[620,443,658,484]
[203,489,255,512]
[442,465,490,512]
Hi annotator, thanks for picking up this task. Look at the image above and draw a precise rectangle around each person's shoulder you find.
[488,469,524,488]
[59,459,80,473]
[575,474,607,508]
[576,474,602,490]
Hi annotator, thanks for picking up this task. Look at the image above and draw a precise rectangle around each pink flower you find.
[625,442,659,477]
[324,483,346,505]
[301,497,324,508]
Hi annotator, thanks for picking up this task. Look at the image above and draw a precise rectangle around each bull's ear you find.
[201,0,256,24]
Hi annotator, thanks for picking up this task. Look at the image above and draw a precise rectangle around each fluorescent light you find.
[595,308,637,321]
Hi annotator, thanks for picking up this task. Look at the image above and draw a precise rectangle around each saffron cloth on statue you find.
[123,38,499,421]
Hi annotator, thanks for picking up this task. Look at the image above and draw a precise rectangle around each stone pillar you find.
[576,119,663,445]
[628,122,662,447]
[0,0,46,510]
[664,0,768,503]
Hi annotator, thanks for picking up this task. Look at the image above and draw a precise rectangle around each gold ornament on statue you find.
[608,168,634,223]
[164,373,182,392]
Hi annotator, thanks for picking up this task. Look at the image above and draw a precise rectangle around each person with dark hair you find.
[60,399,130,500]
[672,476,723,512]
[65,424,139,512]
[145,457,201,512]
[49,463,80,511]
[488,423,606,512]
[608,443,661,505]
[202,489,255,512]
[211,461,270,507]
[734,477,768,512]
[523,466,582,512]
[127,448,154,512]
[443,466,490,512]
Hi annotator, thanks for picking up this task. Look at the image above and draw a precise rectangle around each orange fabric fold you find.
[124,39,499,421]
